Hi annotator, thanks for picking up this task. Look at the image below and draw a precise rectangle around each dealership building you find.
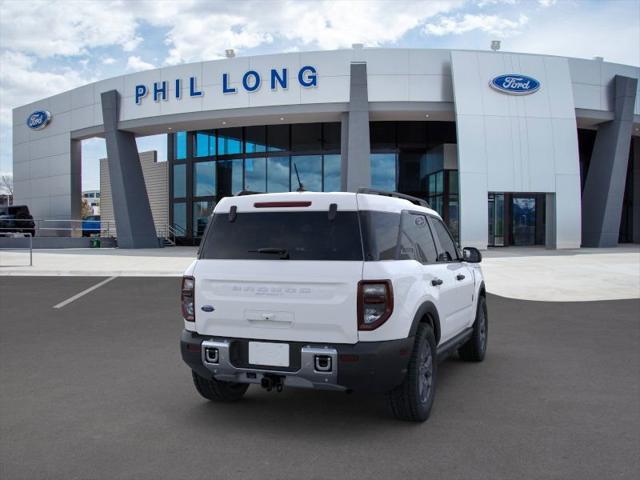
[11,47,640,249]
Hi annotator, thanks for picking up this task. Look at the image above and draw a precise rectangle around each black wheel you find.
[386,323,437,422]
[458,295,488,362]
[191,371,249,402]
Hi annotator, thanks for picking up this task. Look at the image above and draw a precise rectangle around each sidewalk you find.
[1,245,638,302]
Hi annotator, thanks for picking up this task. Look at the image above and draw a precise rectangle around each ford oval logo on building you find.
[490,74,540,95]
[26,110,52,130]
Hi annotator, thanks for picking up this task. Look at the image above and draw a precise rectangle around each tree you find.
[0,174,13,197]
[81,199,92,218]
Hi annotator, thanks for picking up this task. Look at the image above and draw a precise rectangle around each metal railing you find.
[0,232,33,266]
[0,218,116,237]
[162,223,187,246]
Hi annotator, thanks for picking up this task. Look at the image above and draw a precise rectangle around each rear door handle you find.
[431,278,443,286]
[456,274,466,281]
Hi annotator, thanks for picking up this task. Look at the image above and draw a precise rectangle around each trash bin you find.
[90,238,101,248]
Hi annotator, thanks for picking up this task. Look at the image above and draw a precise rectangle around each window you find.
[430,217,459,261]
[194,131,215,157]
[323,154,341,192]
[398,212,438,264]
[193,200,215,237]
[267,157,290,192]
[175,131,187,160]
[291,155,322,192]
[360,211,401,261]
[200,212,363,261]
[217,128,242,155]
[245,126,267,153]
[194,161,216,197]
[268,124,289,152]
[292,123,322,151]
[370,153,396,191]
[173,164,186,198]
[217,159,243,196]
[323,123,341,151]
[244,157,266,192]
[173,202,186,233]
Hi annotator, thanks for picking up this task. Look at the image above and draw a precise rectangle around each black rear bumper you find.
[180,329,413,393]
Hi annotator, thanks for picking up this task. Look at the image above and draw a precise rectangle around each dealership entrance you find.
[488,193,547,247]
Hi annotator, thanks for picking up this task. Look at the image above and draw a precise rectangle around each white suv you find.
[180,189,487,422]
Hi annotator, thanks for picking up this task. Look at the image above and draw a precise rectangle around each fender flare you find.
[408,301,442,345]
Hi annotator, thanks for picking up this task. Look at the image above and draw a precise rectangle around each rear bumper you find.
[180,329,413,393]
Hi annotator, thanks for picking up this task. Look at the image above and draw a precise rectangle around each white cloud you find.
[126,55,155,72]
[424,13,529,37]
[102,57,116,65]
[0,0,142,58]
[538,0,557,7]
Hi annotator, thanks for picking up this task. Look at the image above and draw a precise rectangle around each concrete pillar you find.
[342,62,371,192]
[101,90,159,248]
[632,136,640,243]
[582,75,638,247]
[545,193,557,249]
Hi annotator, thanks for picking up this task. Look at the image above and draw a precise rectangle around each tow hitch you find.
[261,374,285,392]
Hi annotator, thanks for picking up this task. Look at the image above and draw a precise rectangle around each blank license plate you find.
[248,342,290,367]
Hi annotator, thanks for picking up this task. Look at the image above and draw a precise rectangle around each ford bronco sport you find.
[180,189,487,422]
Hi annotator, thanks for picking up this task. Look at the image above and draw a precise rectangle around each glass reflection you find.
[173,164,186,198]
[194,161,216,197]
[370,153,396,191]
[291,155,322,192]
[193,200,215,237]
[245,158,267,192]
[323,154,341,192]
[267,157,290,192]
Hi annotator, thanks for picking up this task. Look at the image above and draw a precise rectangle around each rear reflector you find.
[254,201,312,208]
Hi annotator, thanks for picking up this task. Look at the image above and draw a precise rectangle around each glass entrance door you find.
[488,193,505,246]
[512,197,536,246]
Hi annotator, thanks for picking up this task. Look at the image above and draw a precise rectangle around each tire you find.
[191,370,249,402]
[458,295,488,362]
[386,323,437,422]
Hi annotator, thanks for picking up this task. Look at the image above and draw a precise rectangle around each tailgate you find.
[194,260,362,344]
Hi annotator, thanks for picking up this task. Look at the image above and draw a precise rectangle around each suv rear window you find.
[200,211,363,261]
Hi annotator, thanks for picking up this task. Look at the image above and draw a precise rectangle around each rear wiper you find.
[248,247,290,259]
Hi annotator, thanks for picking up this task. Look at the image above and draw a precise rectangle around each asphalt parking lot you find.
[1,277,638,480]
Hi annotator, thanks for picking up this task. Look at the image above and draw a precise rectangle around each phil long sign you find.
[135,65,318,105]
[490,74,540,95]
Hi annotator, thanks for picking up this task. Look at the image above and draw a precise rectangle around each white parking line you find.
[53,276,118,309]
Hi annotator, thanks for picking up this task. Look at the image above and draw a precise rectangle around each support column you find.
[545,193,557,249]
[632,136,640,243]
[101,90,159,248]
[342,62,371,192]
[582,75,638,247]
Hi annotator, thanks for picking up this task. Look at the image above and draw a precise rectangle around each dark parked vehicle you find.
[0,205,36,237]
[82,215,101,237]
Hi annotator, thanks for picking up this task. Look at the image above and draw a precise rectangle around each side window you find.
[398,212,438,264]
[360,211,401,261]
[430,217,459,262]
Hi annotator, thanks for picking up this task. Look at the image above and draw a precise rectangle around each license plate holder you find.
[248,341,290,367]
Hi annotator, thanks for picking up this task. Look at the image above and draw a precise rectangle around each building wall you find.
[452,51,582,249]
[100,151,168,237]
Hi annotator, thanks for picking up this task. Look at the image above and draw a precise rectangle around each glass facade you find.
[169,121,460,243]
[169,122,341,241]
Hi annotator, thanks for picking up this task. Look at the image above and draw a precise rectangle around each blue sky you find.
[1,0,638,192]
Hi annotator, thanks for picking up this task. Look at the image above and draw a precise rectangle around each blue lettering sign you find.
[242,70,261,92]
[298,66,317,87]
[222,73,236,94]
[135,85,148,104]
[189,76,203,97]
[490,74,540,95]
[153,81,167,102]
[270,68,287,90]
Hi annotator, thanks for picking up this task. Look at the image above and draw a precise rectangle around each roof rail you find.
[235,190,263,196]
[357,188,431,208]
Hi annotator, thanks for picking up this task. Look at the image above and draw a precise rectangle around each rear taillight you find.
[181,276,195,322]
[357,280,393,330]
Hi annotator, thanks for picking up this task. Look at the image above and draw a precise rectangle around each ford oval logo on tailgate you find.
[490,74,540,95]
[26,110,52,130]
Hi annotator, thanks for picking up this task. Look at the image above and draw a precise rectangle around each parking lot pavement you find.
[1,277,639,480]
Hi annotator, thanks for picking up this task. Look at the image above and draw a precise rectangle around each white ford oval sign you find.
[26,110,52,130]
[490,74,541,95]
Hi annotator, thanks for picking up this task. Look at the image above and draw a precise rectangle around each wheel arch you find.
[408,302,442,345]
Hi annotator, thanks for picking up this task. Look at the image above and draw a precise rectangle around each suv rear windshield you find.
[200,211,363,261]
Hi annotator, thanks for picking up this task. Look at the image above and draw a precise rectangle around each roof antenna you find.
[293,163,305,192]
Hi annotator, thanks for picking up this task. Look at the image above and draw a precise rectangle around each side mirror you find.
[463,247,482,263]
